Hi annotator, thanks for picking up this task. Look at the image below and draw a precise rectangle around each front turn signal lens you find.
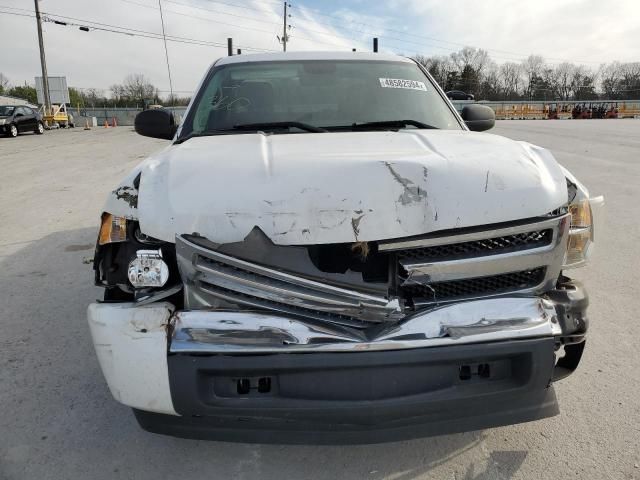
[564,199,593,269]
[98,213,128,245]
[569,199,592,228]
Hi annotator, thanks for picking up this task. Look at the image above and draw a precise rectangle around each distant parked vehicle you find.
[446,90,474,101]
[0,105,44,137]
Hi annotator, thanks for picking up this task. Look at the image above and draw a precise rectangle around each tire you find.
[35,122,44,134]
[8,124,18,138]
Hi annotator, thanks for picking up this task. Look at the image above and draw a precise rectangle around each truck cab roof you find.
[215,51,414,66]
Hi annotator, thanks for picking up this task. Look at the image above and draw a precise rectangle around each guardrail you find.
[451,100,640,119]
[68,107,188,127]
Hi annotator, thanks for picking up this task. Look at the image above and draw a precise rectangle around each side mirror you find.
[461,104,495,132]
[134,109,177,140]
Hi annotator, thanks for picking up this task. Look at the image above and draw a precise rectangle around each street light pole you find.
[34,0,51,114]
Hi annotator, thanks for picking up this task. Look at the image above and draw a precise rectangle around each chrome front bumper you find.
[88,281,588,420]
[170,296,563,354]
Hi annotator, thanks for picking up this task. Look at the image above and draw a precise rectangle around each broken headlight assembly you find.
[94,216,181,303]
[127,249,170,288]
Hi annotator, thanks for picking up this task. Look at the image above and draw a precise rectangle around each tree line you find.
[414,48,640,101]
[0,73,190,108]
[2,51,640,106]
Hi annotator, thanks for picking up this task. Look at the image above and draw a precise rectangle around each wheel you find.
[8,124,18,138]
[35,122,44,134]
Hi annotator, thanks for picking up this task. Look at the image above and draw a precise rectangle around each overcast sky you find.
[0,0,638,96]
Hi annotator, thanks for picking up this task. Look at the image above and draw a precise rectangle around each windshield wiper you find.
[330,120,438,131]
[231,121,328,133]
[173,131,230,144]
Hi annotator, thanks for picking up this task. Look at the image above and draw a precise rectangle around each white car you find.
[88,52,603,443]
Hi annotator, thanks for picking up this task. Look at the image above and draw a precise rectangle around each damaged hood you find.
[127,130,568,245]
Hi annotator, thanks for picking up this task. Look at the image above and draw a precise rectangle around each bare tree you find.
[0,72,10,94]
[599,62,622,98]
[522,55,545,99]
[571,65,597,100]
[451,47,489,74]
[111,74,158,106]
[554,62,574,100]
[479,60,501,100]
[499,62,522,100]
[451,47,490,93]
[414,55,456,89]
[619,62,640,98]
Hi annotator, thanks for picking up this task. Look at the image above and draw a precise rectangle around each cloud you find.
[387,0,640,64]
[0,0,363,95]
[0,0,637,97]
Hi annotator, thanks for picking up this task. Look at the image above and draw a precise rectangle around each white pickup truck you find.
[89,52,603,443]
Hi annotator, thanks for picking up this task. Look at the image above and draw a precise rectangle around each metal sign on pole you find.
[35,76,70,105]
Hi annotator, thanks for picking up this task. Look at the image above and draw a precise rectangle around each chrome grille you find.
[175,236,403,328]
[397,229,552,261]
[176,214,570,325]
[388,215,570,306]
[403,268,547,304]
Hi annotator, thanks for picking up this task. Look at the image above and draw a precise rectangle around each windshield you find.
[0,106,15,116]
[181,60,461,138]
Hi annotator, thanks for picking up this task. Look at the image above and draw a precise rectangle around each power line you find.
[119,0,284,37]
[0,8,34,18]
[121,0,281,26]
[0,3,277,51]
[37,11,276,52]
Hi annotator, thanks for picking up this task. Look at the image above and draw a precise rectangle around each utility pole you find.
[281,2,289,52]
[34,0,51,114]
[158,0,174,105]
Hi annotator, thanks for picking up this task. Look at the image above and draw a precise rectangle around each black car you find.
[446,90,474,101]
[0,105,44,137]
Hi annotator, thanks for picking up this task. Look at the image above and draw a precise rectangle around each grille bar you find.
[397,229,552,261]
[378,217,564,252]
[405,268,547,305]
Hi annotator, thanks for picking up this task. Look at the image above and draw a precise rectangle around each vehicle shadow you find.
[0,227,527,480]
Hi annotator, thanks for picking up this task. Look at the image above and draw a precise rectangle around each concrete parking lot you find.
[1,120,638,480]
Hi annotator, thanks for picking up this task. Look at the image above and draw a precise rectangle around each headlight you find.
[564,196,604,268]
[0,119,6,125]
[98,213,128,245]
[128,249,169,288]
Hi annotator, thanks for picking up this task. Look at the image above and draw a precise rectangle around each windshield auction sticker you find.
[379,78,427,91]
